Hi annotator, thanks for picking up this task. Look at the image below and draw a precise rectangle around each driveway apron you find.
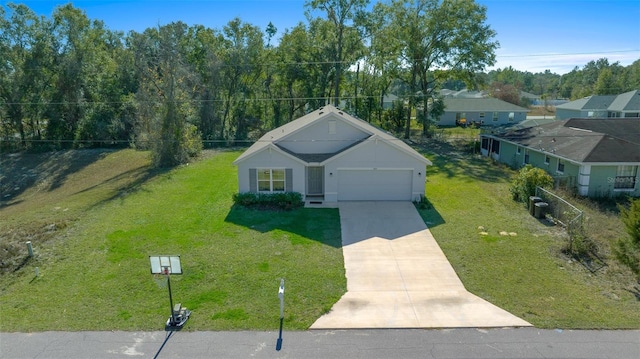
[311,202,531,329]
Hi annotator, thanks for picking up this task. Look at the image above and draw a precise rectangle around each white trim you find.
[233,143,307,166]
[578,165,591,196]
[256,168,286,193]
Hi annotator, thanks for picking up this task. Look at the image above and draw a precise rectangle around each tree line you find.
[1,1,637,166]
[481,59,640,107]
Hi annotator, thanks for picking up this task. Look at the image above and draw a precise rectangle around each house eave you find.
[232,143,309,166]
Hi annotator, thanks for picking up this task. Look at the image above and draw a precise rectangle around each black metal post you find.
[167,274,175,325]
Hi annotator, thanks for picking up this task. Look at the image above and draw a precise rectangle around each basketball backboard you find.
[149,255,182,275]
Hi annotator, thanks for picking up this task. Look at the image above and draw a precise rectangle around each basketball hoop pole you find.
[165,269,177,326]
[149,255,190,328]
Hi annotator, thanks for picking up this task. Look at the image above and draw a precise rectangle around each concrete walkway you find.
[311,202,531,329]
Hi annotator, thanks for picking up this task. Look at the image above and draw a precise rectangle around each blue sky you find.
[6,0,640,74]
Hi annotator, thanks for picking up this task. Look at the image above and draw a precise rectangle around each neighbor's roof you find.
[234,104,431,165]
[520,91,540,100]
[484,118,640,163]
[556,90,640,112]
[608,90,640,112]
[440,88,487,99]
[443,98,529,112]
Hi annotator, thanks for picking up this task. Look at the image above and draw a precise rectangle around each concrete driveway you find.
[311,202,531,329]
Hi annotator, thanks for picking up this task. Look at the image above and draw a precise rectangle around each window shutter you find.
[285,169,293,192]
[249,168,257,192]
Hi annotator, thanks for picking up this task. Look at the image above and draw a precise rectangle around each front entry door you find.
[307,166,324,196]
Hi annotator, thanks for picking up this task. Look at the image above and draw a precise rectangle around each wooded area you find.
[1,1,638,166]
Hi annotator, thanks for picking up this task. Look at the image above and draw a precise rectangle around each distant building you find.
[555,90,640,120]
[437,98,529,126]
[440,88,487,99]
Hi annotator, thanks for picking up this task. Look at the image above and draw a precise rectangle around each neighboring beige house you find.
[480,118,640,198]
[437,98,529,126]
[233,105,431,203]
[555,90,640,120]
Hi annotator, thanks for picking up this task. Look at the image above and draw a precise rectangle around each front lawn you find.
[2,142,638,331]
[0,150,345,331]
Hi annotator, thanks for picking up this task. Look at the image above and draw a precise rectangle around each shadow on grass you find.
[415,140,514,184]
[625,286,640,301]
[0,149,113,206]
[88,166,172,209]
[224,204,342,248]
[414,202,446,229]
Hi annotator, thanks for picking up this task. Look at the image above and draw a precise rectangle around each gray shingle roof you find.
[234,104,431,165]
[609,90,640,111]
[443,98,529,112]
[556,90,640,112]
[486,118,640,163]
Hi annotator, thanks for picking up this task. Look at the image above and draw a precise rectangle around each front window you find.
[615,166,637,190]
[258,169,285,192]
[544,155,550,165]
[492,112,498,121]
[508,112,515,122]
[524,150,530,164]
[557,160,565,173]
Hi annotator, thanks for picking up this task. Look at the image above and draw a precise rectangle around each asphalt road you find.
[1,328,639,359]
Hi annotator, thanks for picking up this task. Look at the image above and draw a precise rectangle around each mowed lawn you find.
[0,150,345,331]
[2,144,639,331]
[417,143,640,329]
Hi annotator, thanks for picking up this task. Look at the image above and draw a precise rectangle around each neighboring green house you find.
[480,118,640,198]
[437,98,529,126]
[555,90,640,120]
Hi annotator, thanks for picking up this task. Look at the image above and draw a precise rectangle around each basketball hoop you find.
[153,273,167,288]
[149,255,190,328]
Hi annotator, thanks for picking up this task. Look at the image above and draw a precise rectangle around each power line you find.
[497,49,640,58]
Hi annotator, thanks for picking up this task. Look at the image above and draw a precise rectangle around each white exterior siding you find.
[236,148,306,194]
[234,105,431,203]
[323,139,426,202]
[277,114,369,154]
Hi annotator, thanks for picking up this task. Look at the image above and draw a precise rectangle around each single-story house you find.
[437,98,529,126]
[233,105,432,203]
[480,118,640,198]
[520,90,541,105]
[382,94,399,109]
[555,90,640,120]
[440,88,487,99]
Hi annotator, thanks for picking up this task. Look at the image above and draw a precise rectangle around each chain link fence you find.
[535,186,584,247]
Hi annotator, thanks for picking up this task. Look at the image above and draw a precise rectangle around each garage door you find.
[337,169,413,201]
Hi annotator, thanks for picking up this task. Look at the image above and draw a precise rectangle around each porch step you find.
[304,201,338,209]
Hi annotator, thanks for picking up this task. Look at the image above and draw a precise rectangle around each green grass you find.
[2,143,639,331]
[0,150,345,331]
[416,142,640,329]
